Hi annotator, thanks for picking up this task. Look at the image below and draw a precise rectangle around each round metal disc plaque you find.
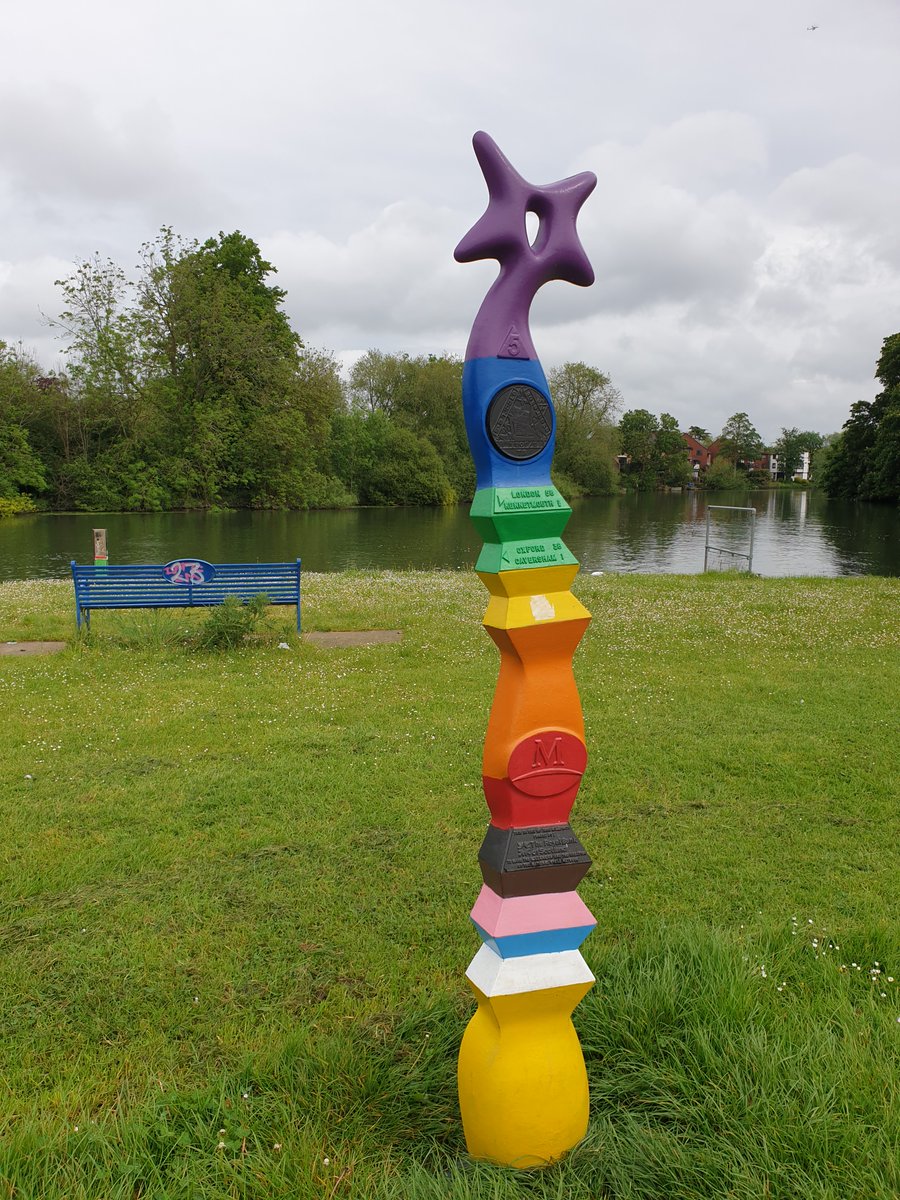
[486,384,553,461]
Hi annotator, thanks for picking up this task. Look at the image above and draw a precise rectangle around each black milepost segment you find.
[486,384,553,461]
[478,823,592,898]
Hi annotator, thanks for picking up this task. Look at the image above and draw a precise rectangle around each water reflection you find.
[573,491,699,573]
[813,497,900,576]
[0,491,896,581]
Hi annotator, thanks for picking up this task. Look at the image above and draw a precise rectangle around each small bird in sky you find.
[807,24,819,31]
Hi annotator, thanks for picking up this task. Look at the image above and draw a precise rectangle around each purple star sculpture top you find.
[455,132,597,489]
[455,131,597,363]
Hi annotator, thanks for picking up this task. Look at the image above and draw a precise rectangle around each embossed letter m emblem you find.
[532,736,564,769]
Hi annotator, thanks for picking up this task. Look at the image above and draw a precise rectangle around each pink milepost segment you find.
[470,884,595,938]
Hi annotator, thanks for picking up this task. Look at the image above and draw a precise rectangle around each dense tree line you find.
[618,409,691,489]
[547,362,621,496]
[613,409,826,493]
[4,227,893,514]
[1,230,351,514]
[0,229,623,513]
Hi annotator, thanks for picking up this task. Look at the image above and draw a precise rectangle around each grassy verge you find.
[0,571,898,1199]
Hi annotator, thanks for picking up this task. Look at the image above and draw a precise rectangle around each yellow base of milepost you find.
[458,974,593,1167]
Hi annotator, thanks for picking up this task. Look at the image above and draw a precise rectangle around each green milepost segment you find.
[475,538,578,574]
[469,486,572,544]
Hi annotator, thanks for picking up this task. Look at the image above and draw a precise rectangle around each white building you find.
[765,450,811,481]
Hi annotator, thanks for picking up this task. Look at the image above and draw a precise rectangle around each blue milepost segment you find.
[471,921,598,959]
[462,357,556,490]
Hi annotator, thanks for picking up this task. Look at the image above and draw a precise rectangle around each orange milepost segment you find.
[482,618,589,780]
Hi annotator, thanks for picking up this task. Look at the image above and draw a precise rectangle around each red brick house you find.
[682,433,713,475]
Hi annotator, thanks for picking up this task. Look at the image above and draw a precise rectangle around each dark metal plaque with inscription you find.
[478,823,591,898]
[486,385,553,461]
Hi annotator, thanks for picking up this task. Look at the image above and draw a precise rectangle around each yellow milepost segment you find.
[482,589,590,632]
[478,565,589,630]
[477,564,580,597]
[458,947,594,1167]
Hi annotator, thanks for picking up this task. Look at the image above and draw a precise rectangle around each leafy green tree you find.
[687,425,711,442]
[345,350,472,500]
[774,429,822,480]
[773,428,806,480]
[140,229,339,508]
[0,422,47,500]
[819,403,877,498]
[799,431,825,454]
[0,341,41,416]
[0,343,49,504]
[48,228,345,511]
[719,412,763,467]
[656,412,692,486]
[548,361,620,424]
[820,333,900,502]
[772,428,825,481]
[348,350,417,418]
[619,409,658,468]
[863,334,900,500]
[618,409,689,488]
[46,255,153,507]
[350,411,455,506]
[548,362,620,495]
[809,433,838,481]
[865,408,900,500]
[394,354,471,499]
[877,331,900,392]
[48,244,180,507]
[704,457,743,490]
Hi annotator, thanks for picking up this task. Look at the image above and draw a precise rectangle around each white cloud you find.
[0,255,72,358]
[264,200,475,342]
[0,86,214,227]
[771,155,900,266]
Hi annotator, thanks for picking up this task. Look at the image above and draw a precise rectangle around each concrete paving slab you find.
[303,630,402,647]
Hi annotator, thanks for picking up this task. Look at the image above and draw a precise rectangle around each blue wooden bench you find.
[70,558,302,631]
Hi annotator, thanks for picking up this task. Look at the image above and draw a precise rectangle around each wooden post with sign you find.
[93,528,108,568]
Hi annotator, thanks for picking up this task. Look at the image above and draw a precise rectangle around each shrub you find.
[551,470,589,500]
[0,494,38,516]
[704,458,745,490]
[194,594,269,650]
[351,413,456,506]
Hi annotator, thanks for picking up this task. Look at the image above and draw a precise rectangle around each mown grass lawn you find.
[0,570,897,1199]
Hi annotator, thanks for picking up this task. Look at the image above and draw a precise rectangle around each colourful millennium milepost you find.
[455,131,598,1168]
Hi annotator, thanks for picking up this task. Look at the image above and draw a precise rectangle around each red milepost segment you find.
[484,729,587,828]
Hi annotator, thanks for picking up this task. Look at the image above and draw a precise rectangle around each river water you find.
[0,490,897,581]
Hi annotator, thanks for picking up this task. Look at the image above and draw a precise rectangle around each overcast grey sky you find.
[2,0,899,441]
